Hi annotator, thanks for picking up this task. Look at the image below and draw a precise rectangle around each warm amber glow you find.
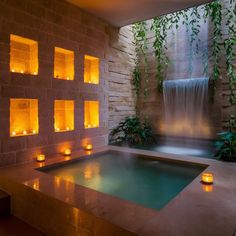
[54,100,74,132]
[84,101,99,128]
[10,99,39,137]
[84,55,99,84]
[54,47,74,80]
[202,184,214,192]
[10,34,38,75]
[159,120,210,138]
[85,144,93,151]
[64,149,71,156]
[201,172,214,184]
[37,154,45,162]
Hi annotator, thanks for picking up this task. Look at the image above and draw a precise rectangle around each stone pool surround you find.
[0,145,236,236]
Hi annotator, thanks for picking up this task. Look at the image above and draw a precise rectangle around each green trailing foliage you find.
[215,116,236,162]
[132,22,148,99]
[109,116,156,146]
[132,0,236,105]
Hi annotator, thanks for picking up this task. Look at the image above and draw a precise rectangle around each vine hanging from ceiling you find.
[132,0,236,104]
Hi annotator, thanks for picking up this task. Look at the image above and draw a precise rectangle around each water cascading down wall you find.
[136,0,235,140]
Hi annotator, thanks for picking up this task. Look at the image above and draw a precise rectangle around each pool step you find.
[0,190,10,217]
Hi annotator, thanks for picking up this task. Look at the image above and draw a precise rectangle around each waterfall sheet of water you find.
[163,77,209,139]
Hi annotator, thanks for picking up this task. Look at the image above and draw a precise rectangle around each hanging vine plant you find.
[151,16,170,92]
[224,0,236,104]
[132,0,236,105]
[132,22,148,99]
[204,0,223,98]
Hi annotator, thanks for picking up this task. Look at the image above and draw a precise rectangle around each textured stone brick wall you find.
[0,0,135,166]
[106,26,136,131]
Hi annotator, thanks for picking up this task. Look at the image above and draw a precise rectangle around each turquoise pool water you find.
[42,151,205,210]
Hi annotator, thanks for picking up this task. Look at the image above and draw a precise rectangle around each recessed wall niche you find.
[54,47,74,80]
[84,101,99,128]
[84,55,99,84]
[10,34,38,75]
[10,99,39,137]
[54,100,74,132]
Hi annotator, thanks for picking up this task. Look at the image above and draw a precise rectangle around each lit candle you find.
[85,144,93,151]
[32,130,36,134]
[33,72,37,75]
[21,70,24,74]
[23,130,27,135]
[12,131,16,136]
[66,77,70,80]
[88,80,91,84]
[12,69,15,72]
[56,127,60,132]
[66,127,70,131]
[37,154,45,162]
[64,149,71,156]
[88,124,91,128]
[93,124,96,127]
[201,172,214,184]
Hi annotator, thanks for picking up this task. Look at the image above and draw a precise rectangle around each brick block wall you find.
[0,0,135,166]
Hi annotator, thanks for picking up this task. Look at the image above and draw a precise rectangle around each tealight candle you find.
[85,144,93,151]
[12,69,15,72]
[56,127,60,132]
[37,154,45,162]
[66,127,70,131]
[12,131,16,136]
[32,130,36,134]
[201,172,214,184]
[64,149,71,156]
[66,77,70,80]
[23,130,27,135]
[21,70,24,74]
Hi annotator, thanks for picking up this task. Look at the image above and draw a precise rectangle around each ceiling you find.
[66,0,212,27]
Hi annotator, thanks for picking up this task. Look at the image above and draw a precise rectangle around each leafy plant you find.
[215,116,236,161]
[109,117,156,146]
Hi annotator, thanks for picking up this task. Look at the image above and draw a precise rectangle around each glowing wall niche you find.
[54,47,74,80]
[84,55,99,84]
[10,99,39,137]
[84,101,99,128]
[54,100,74,132]
[10,35,38,75]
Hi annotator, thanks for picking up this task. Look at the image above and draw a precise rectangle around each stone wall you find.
[137,0,236,138]
[0,0,135,166]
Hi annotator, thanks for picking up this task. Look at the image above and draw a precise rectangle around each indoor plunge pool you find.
[41,151,205,210]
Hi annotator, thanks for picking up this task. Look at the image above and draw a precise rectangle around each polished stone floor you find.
[0,215,44,236]
[0,146,236,236]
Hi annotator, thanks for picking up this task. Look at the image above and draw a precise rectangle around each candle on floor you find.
[201,172,214,184]
[37,154,45,162]
[85,144,93,151]
[64,149,71,156]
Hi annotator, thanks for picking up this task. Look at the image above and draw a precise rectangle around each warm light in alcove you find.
[54,100,74,132]
[84,101,99,128]
[10,34,38,75]
[54,47,74,80]
[10,99,39,137]
[84,55,99,84]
